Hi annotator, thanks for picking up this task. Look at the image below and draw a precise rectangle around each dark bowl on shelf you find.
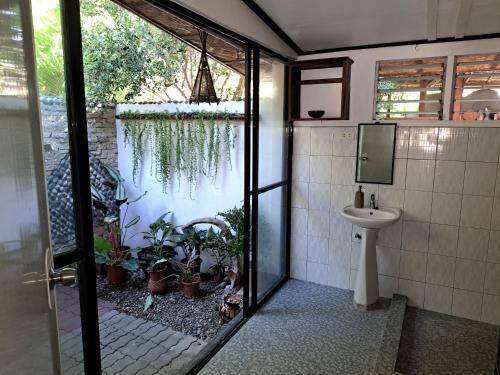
[308,110,325,119]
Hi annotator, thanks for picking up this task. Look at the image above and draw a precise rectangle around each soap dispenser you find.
[354,185,364,208]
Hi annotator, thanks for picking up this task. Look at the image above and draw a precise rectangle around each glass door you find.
[247,48,290,308]
[0,0,101,373]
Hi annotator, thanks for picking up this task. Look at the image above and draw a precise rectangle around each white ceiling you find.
[253,0,500,52]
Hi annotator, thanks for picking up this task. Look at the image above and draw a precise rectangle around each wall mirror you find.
[355,123,396,184]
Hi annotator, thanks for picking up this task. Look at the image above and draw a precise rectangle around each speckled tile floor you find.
[199,280,500,375]
[396,307,499,375]
[199,279,400,375]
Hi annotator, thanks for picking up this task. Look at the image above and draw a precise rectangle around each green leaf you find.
[125,215,140,228]
[90,184,105,202]
[104,215,119,224]
[121,258,139,271]
[93,235,113,252]
[128,191,148,204]
[103,164,123,182]
[95,253,108,264]
[144,294,153,312]
[153,258,168,266]
[130,246,142,254]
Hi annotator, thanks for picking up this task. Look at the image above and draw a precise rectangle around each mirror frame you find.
[355,122,397,185]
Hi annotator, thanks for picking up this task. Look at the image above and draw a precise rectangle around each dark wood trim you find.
[341,59,352,120]
[300,78,342,85]
[289,57,354,68]
[291,117,343,121]
[299,33,500,55]
[240,0,303,55]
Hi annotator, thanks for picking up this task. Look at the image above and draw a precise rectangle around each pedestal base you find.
[354,227,380,308]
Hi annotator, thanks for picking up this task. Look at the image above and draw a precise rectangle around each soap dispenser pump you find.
[354,185,364,208]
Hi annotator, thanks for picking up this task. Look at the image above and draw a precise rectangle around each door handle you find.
[45,248,77,309]
[48,267,77,288]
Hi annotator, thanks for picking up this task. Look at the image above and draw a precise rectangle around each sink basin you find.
[339,205,402,309]
[340,206,401,229]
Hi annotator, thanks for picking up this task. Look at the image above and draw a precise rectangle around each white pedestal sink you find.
[340,206,401,309]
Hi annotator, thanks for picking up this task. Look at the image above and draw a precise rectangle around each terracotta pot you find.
[148,267,168,295]
[181,277,200,299]
[107,264,127,284]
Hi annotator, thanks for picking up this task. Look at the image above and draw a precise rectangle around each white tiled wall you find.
[291,125,500,325]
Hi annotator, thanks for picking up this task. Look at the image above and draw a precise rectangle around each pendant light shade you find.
[189,30,219,104]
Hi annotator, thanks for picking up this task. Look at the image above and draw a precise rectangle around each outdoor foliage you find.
[32,0,243,101]
[33,4,65,97]
[121,111,236,193]
[217,206,244,257]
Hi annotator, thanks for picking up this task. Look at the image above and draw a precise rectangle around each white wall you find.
[291,39,500,325]
[171,0,297,59]
[116,102,244,271]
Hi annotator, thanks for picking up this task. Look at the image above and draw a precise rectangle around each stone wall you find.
[40,96,117,174]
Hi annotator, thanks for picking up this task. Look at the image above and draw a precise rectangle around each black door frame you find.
[57,0,102,373]
[54,1,293,373]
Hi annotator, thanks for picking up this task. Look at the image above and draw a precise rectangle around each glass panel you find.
[257,187,286,300]
[30,1,85,372]
[56,265,85,374]
[32,0,77,255]
[0,0,60,372]
[258,53,286,187]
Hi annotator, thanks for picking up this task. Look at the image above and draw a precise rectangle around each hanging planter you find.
[189,30,219,105]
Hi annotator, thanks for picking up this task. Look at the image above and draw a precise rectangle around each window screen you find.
[375,57,446,120]
[452,54,500,121]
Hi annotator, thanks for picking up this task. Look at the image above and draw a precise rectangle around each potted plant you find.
[92,165,146,258]
[217,206,244,287]
[94,235,141,284]
[205,227,228,282]
[172,256,201,298]
[176,227,206,274]
[139,213,176,294]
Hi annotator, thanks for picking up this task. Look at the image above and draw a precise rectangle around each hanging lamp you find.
[189,30,219,104]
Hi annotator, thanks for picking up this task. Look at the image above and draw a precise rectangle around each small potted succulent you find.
[172,255,201,298]
[94,235,141,284]
[139,213,176,295]
[205,227,228,282]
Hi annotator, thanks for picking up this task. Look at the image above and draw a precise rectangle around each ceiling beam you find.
[455,0,473,39]
[300,33,500,55]
[240,0,303,55]
[427,0,438,41]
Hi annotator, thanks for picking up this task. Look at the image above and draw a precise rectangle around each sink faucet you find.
[369,194,378,210]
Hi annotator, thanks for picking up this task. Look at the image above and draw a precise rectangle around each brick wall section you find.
[40,96,117,174]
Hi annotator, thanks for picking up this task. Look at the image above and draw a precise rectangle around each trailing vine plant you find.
[120,110,239,194]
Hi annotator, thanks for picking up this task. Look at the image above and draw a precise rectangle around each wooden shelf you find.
[291,117,342,121]
[288,57,353,121]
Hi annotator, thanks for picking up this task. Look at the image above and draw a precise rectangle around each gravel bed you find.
[96,272,239,340]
